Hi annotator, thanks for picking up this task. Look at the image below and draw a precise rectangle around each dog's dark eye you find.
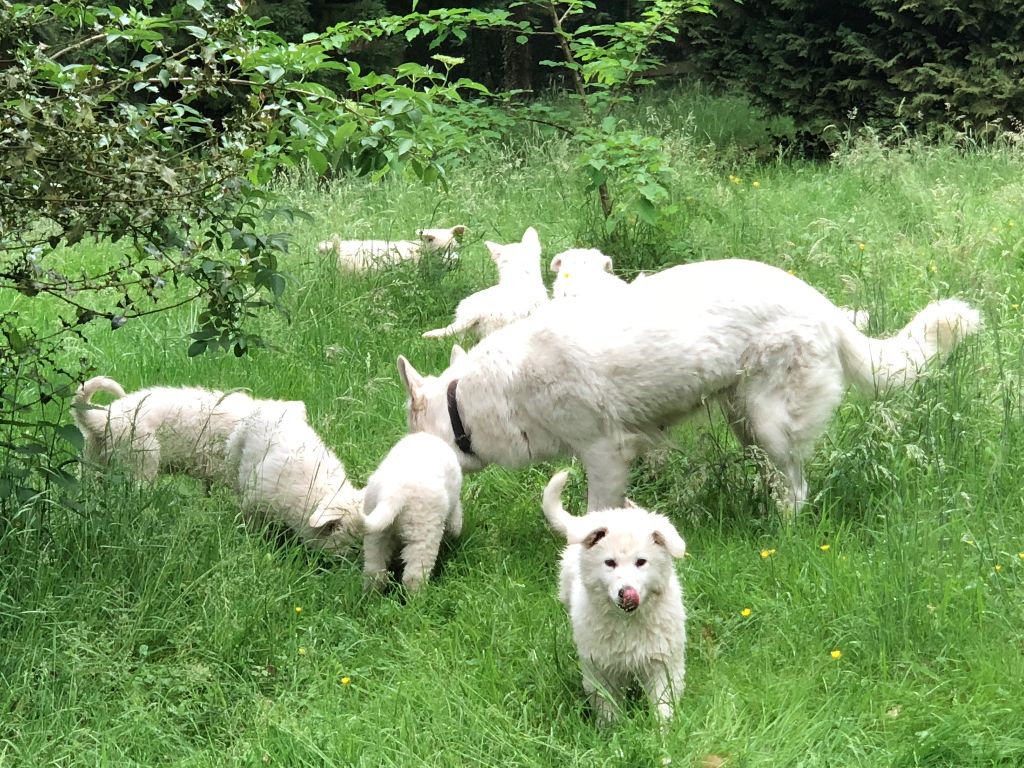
[604,559,616,568]
[636,558,647,567]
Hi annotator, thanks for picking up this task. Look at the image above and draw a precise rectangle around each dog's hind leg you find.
[729,365,844,513]
[580,441,633,511]
[399,523,446,592]
[445,498,463,540]
[362,530,394,593]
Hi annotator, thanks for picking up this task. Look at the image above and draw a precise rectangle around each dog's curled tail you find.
[839,299,981,395]
[362,498,401,535]
[542,471,580,541]
[72,376,126,436]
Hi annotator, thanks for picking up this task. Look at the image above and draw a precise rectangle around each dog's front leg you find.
[581,660,620,726]
[644,661,684,722]
[580,442,631,511]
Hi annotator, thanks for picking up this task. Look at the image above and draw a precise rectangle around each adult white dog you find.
[550,248,629,300]
[72,376,306,485]
[422,227,548,340]
[357,432,463,593]
[228,408,364,553]
[397,258,980,511]
[318,225,465,272]
[543,470,687,724]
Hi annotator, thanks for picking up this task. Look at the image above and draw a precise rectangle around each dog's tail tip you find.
[74,375,126,407]
[542,471,573,538]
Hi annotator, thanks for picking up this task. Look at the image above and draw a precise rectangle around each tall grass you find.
[2,88,1024,766]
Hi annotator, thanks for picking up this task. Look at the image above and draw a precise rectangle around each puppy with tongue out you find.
[543,471,688,725]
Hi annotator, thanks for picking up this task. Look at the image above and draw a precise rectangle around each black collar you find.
[446,378,473,456]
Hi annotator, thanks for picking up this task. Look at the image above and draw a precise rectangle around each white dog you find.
[422,227,548,340]
[228,408,364,553]
[543,471,687,724]
[72,376,306,485]
[397,258,980,511]
[550,248,630,300]
[318,225,465,272]
[357,432,463,593]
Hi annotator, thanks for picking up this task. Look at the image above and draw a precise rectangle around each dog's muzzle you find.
[618,586,640,612]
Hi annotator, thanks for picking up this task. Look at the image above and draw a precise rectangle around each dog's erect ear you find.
[397,355,426,409]
[449,344,468,367]
[582,527,608,549]
[651,521,686,558]
[601,254,614,273]
[521,226,541,251]
[549,254,563,273]
[452,225,466,237]
[623,497,639,509]
[485,241,502,263]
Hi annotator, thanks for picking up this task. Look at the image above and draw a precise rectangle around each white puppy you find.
[397,258,980,512]
[72,376,306,485]
[318,225,465,272]
[422,227,548,340]
[358,432,463,593]
[228,408,364,553]
[550,248,629,300]
[543,471,687,724]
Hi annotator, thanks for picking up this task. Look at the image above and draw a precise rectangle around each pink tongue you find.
[620,587,640,610]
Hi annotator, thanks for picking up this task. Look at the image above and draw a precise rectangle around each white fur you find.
[398,258,980,511]
[841,307,871,331]
[358,432,463,592]
[319,225,465,272]
[72,376,306,485]
[422,227,549,340]
[550,248,629,300]
[227,408,363,552]
[543,471,687,724]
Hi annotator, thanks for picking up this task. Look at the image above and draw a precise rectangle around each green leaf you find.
[184,25,207,39]
[56,424,84,451]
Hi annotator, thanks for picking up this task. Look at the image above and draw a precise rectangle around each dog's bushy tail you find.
[838,299,981,395]
[543,471,582,541]
[72,376,126,439]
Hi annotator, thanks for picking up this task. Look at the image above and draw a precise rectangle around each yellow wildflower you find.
[740,608,752,617]
[1018,552,1024,560]
[340,676,351,686]
[294,606,303,615]
[297,647,306,656]
[752,180,761,188]
[760,548,777,559]
[819,544,831,552]
[831,649,842,660]
[858,243,865,251]
[995,564,1003,573]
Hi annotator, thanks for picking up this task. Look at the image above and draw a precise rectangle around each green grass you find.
[3,90,1024,767]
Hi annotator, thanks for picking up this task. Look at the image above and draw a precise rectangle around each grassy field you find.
[3,90,1024,767]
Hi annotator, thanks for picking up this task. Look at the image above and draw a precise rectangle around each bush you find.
[684,0,1024,149]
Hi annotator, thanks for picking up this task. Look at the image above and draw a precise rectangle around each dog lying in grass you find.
[398,257,980,512]
[543,470,687,724]
[550,248,630,300]
[357,432,463,593]
[422,226,548,340]
[72,376,306,485]
[317,225,465,272]
[228,407,364,553]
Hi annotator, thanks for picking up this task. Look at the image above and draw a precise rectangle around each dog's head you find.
[416,225,466,256]
[549,248,614,278]
[574,508,686,614]
[395,345,484,472]
[484,227,542,280]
